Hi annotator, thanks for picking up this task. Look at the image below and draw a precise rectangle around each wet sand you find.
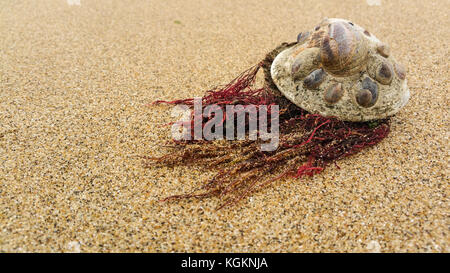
[0,0,448,252]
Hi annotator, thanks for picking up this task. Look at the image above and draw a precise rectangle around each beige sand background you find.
[0,0,448,252]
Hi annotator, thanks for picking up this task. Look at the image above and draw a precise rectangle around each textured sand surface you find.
[0,0,449,252]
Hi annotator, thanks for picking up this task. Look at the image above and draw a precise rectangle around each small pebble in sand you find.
[271,18,409,121]
[67,241,81,253]
[366,240,381,253]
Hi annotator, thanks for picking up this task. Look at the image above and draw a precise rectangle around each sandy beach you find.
[0,0,448,252]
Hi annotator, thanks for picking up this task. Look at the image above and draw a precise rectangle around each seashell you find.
[303,68,326,89]
[270,18,410,121]
[291,47,321,80]
[318,21,369,76]
[375,61,393,85]
[324,83,344,104]
[356,89,374,107]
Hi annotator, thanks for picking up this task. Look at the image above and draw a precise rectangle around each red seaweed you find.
[147,60,390,210]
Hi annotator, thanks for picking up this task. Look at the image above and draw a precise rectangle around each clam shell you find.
[270,18,410,121]
[303,68,326,89]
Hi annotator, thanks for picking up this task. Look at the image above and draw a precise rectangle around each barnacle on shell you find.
[324,83,344,104]
[394,62,406,80]
[297,31,310,45]
[303,68,326,89]
[319,21,369,76]
[375,62,394,85]
[291,47,321,80]
[270,18,410,121]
